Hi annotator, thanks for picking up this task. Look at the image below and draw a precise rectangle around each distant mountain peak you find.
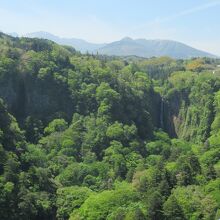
[97,38,217,59]
[25,31,106,53]
[7,32,19,37]
[23,31,217,59]
[121,37,133,41]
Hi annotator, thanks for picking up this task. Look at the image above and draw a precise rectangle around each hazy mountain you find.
[24,32,216,58]
[24,31,106,53]
[96,37,216,59]
[7,32,19,37]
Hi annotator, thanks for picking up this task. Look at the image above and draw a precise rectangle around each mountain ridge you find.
[24,31,106,53]
[96,38,216,59]
[22,31,217,58]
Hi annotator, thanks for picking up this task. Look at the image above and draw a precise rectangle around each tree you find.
[163,195,186,220]
[56,186,92,220]
[147,191,164,220]
[44,119,68,135]
[70,182,139,220]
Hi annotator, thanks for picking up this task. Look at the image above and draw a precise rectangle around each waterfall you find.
[160,98,164,129]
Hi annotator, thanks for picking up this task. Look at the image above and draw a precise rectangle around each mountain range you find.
[22,31,216,59]
[24,31,106,53]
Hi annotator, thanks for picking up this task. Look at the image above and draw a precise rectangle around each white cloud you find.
[132,0,220,33]
[154,0,220,24]
[0,0,219,54]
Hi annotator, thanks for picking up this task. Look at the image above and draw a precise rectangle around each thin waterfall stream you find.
[160,98,164,129]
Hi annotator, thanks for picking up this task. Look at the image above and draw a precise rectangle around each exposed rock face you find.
[0,74,74,125]
[0,33,218,143]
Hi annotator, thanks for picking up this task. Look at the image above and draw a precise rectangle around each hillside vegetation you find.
[0,33,220,220]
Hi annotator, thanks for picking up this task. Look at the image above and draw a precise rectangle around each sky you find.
[0,0,220,55]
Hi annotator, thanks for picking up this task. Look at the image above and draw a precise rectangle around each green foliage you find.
[44,119,68,135]
[70,182,139,220]
[0,33,219,219]
[56,186,92,220]
[164,186,217,220]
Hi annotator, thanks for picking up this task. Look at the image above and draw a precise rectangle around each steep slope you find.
[0,33,220,220]
[0,32,161,140]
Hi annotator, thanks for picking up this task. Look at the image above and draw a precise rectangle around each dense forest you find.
[0,32,220,220]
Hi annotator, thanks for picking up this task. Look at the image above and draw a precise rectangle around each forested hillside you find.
[0,32,220,220]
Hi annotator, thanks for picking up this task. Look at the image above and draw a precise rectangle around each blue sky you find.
[0,0,220,54]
